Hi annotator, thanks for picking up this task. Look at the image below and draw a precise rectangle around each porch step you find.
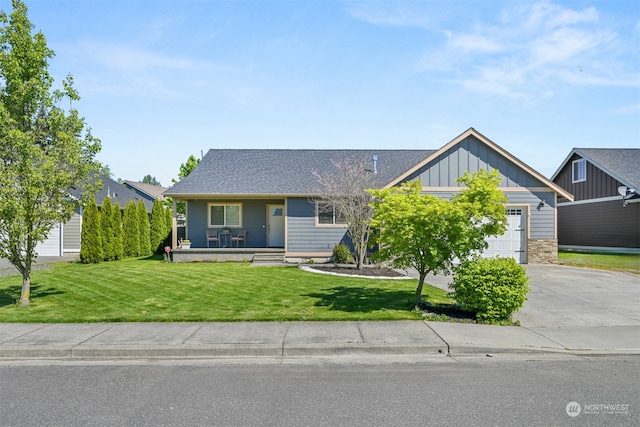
[252,253,286,264]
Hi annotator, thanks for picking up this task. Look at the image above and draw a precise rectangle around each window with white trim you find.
[572,159,586,183]
[316,201,347,226]
[208,203,242,227]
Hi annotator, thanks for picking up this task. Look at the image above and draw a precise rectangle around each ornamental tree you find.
[368,169,507,307]
[0,0,101,305]
[312,156,378,269]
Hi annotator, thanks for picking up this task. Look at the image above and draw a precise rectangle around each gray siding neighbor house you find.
[551,148,640,253]
[36,175,154,257]
[165,128,573,264]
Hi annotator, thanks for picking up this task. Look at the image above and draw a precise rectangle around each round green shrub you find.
[332,243,354,264]
[451,257,529,322]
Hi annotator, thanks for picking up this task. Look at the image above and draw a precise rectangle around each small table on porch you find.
[220,230,232,248]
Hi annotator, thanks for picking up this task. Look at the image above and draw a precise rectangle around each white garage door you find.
[36,222,63,256]
[483,209,526,263]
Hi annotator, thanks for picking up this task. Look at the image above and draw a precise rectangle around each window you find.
[316,201,347,226]
[208,203,242,227]
[572,159,586,183]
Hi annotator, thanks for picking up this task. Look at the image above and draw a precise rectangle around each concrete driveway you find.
[0,255,78,278]
[419,264,640,328]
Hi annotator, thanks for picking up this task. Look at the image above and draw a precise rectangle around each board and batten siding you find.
[423,190,555,240]
[406,135,546,189]
[286,197,347,254]
[554,153,623,202]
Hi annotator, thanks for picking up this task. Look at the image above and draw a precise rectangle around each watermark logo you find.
[566,402,581,417]
[566,401,630,417]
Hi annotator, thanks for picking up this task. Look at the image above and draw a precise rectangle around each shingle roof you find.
[552,148,640,189]
[123,181,168,201]
[69,174,154,212]
[165,149,435,196]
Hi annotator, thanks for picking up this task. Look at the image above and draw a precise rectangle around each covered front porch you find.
[171,247,286,263]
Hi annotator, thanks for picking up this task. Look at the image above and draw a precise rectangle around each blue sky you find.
[8,0,639,187]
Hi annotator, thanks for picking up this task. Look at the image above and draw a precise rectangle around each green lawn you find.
[558,251,640,274]
[0,257,452,322]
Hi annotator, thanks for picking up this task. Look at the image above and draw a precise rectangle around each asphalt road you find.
[0,357,637,426]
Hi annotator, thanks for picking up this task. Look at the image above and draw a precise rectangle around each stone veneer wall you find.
[527,239,558,264]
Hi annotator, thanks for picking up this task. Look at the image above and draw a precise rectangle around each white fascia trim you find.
[557,195,624,207]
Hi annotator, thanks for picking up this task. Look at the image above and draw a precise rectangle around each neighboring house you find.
[164,128,573,264]
[123,181,168,203]
[551,148,640,253]
[36,175,154,256]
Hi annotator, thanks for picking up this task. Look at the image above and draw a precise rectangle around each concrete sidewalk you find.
[1,320,638,361]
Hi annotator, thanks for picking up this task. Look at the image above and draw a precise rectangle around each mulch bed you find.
[306,265,406,278]
[418,301,477,323]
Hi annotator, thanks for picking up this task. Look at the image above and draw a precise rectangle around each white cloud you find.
[525,2,599,29]
[409,1,635,100]
[448,33,503,53]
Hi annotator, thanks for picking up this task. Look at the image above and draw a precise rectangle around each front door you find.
[267,205,285,247]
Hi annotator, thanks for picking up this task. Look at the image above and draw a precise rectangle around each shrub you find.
[150,200,167,254]
[111,202,124,260]
[122,201,140,257]
[332,243,354,264]
[137,200,152,256]
[80,195,103,264]
[451,257,529,322]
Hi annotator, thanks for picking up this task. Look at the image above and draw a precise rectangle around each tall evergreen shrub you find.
[80,195,103,263]
[111,201,124,260]
[137,201,152,256]
[150,200,167,254]
[122,201,140,257]
[100,196,114,261]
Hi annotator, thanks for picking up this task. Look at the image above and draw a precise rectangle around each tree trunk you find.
[415,274,426,308]
[19,272,31,307]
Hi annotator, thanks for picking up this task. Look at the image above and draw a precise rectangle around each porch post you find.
[172,198,178,249]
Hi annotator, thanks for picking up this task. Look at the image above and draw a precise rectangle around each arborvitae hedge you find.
[100,196,115,261]
[80,195,103,263]
[111,201,123,260]
[122,201,140,257]
[150,199,167,254]
[137,200,152,257]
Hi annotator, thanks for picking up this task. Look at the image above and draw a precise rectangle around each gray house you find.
[36,175,154,256]
[551,148,640,253]
[165,128,573,264]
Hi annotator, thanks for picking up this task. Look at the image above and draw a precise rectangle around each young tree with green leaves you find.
[0,0,101,305]
[368,169,508,307]
[122,201,140,257]
[150,199,167,254]
[80,195,103,264]
[137,200,151,256]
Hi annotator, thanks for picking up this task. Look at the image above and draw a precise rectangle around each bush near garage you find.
[451,257,529,322]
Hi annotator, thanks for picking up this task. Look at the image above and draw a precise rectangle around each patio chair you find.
[231,230,247,248]
[206,229,220,248]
